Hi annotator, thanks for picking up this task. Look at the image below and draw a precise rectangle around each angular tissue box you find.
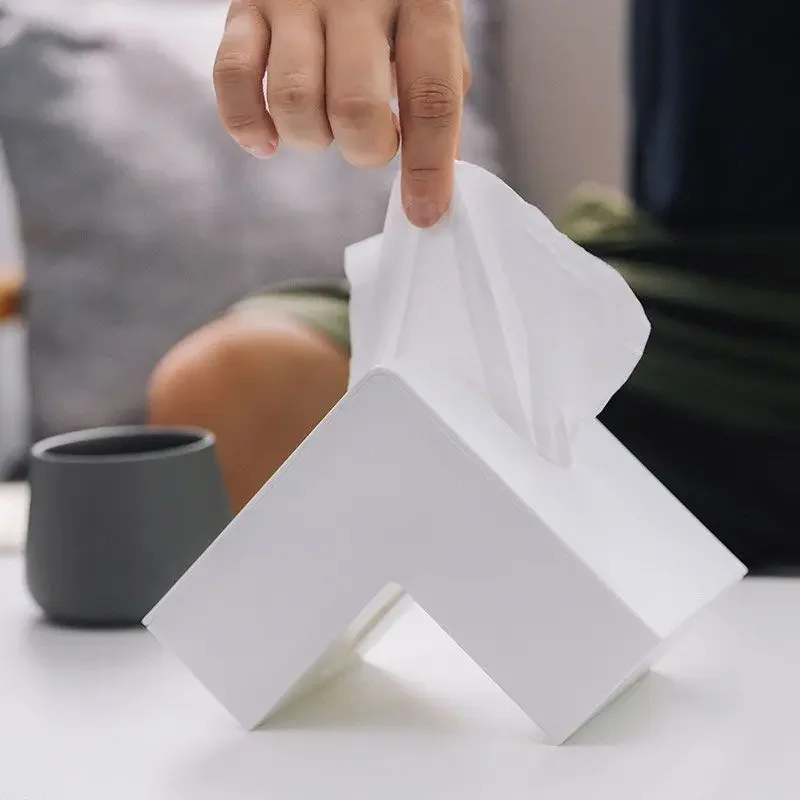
[144,363,746,744]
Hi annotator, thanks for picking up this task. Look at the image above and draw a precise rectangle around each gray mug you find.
[26,426,231,627]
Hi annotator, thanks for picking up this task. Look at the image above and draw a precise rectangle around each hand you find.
[214,0,469,227]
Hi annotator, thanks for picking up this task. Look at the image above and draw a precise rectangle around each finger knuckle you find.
[406,78,460,126]
[404,165,444,195]
[213,54,260,89]
[269,77,319,116]
[222,113,258,134]
[328,95,381,131]
[406,165,443,180]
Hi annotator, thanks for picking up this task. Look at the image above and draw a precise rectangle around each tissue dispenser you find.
[144,362,745,744]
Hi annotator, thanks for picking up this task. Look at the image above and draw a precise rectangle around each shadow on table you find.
[20,615,156,682]
[167,665,713,799]
[265,660,482,733]
[169,660,554,799]
[568,670,721,747]
[256,656,704,748]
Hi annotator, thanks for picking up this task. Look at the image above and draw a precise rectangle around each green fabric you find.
[231,279,351,356]
[560,186,800,433]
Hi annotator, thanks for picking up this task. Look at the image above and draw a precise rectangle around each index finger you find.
[395,0,463,227]
[214,2,278,159]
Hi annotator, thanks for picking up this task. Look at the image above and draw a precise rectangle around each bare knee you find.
[148,313,348,431]
[148,314,348,511]
[148,321,232,430]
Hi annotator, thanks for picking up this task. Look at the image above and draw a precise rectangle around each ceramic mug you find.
[25,426,231,627]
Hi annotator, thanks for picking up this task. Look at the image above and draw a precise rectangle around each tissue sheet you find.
[346,161,651,467]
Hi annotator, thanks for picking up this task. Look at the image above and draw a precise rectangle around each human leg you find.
[148,296,349,513]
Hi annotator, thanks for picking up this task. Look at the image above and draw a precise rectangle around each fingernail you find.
[243,141,277,160]
[406,196,445,228]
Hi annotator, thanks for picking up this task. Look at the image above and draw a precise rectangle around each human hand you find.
[214,0,469,227]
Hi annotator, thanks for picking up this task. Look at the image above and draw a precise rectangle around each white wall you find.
[0,143,27,472]
[0,144,22,267]
[504,0,628,216]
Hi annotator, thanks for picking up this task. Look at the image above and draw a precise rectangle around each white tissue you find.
[346,161,650,467]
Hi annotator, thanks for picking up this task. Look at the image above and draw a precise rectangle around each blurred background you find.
[0,0,628,472]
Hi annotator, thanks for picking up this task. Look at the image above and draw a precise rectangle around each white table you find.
[0,482,28,552]
[1,554,799,799]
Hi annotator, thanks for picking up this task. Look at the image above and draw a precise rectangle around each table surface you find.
[1,555,799,799]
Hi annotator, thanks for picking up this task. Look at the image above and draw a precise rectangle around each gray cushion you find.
[0,0,506,441]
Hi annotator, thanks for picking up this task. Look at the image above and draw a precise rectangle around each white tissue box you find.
[144,363,746,744]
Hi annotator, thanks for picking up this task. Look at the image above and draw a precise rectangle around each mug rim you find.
[30,426,216,464]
